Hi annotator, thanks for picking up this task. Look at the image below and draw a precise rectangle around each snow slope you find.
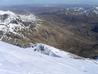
[0,41,98,74]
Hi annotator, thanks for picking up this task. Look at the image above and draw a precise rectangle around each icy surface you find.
[0,41,97,74]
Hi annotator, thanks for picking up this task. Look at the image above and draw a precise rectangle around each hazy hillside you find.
[0,6,98,58]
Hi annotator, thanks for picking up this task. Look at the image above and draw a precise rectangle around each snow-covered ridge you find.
[0,10,16,16]
[0,10,38,35]
[65,7,98,15]
[0,41,98,74]
[0,10,37,22]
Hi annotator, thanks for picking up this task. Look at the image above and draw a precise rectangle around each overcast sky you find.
[0,0,98,6]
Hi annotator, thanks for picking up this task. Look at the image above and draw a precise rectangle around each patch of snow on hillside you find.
[19,14,37,22]
[95,7,98,10]
[31,43,67,57]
